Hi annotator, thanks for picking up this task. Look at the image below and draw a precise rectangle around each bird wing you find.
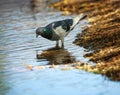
[44,19,74,39]
[52,19,73,32]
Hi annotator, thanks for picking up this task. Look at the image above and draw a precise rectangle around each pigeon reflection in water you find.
[36,47,75,65]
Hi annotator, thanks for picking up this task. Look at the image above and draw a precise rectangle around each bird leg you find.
[61,38,64,49]
[55,40,59,48]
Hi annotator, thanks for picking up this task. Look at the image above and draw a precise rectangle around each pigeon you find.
[36,13,87,48]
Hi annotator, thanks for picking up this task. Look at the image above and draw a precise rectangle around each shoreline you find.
[51,0,120,81]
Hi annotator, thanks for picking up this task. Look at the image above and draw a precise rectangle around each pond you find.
[0,0,120,95]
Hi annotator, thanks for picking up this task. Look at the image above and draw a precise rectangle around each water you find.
[0,0,120,95]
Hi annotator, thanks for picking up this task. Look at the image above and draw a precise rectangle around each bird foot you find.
[61,46,64,49]
[55,45,60,49]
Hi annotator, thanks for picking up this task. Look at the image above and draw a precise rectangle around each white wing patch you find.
[53,26,68,38]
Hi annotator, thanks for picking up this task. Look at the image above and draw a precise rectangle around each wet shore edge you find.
[31,0,120,81]
[51,0,120,81]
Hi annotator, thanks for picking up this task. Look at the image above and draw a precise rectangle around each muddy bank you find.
[51,0,120,81]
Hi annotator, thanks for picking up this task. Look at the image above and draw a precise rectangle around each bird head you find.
[36,27,44,38]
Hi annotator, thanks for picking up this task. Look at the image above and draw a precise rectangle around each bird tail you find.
[72,13,87,27]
